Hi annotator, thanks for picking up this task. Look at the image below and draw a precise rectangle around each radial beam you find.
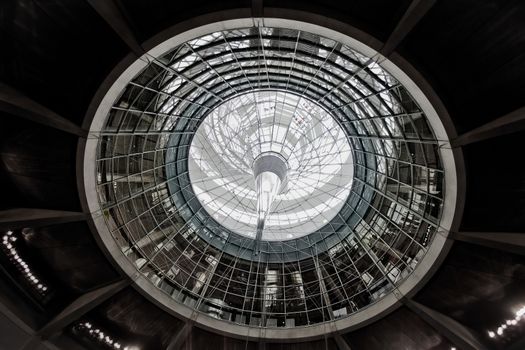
[85,0,145,57]
[20,279,130,350]
[0,83,87,137]
[381,0,437,57]
[166,323,192,350]
[0,291,36,337]
[403,298,489,350]
[333,334,352,350]
[0,209,86,231]
[451,105,525,147]
[450,231,525,255]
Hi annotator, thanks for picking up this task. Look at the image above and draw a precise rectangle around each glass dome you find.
[84,21,456,338]
[189,90,353,241]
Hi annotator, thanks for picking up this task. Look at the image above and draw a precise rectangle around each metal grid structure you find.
[93,26,445,329]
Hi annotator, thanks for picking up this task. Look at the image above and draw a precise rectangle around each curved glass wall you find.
[93,25,446,329]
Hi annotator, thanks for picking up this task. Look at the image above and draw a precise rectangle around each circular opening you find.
[82,18,459,340]
[188,90,353,241]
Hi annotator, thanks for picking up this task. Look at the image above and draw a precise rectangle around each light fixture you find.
[1,230,48,295]
[487,305,525,340]
[75,321,136,350]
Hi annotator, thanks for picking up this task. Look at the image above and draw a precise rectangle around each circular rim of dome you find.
[80,16,463,341]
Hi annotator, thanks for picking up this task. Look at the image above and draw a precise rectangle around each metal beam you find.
[166,322,192,350]
[404,298,489,350]
[0,83,87,137]
[40,279,129,337]
[333,334,352,350]
[313,256,334,320]
[20,279,130,350]
[0,209,86,231]
[0,292,38,347]
[451,105,525,147]
[450,231,525,255]
[381,0,437,56]
[86,0,145,57]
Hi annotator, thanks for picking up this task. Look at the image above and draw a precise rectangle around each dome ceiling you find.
[83,23,458,338]
[2,1,524,350]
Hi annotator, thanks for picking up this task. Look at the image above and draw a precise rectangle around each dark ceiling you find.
[0,0,524,349]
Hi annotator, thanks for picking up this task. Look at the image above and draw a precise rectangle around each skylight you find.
[189,90,353,240]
